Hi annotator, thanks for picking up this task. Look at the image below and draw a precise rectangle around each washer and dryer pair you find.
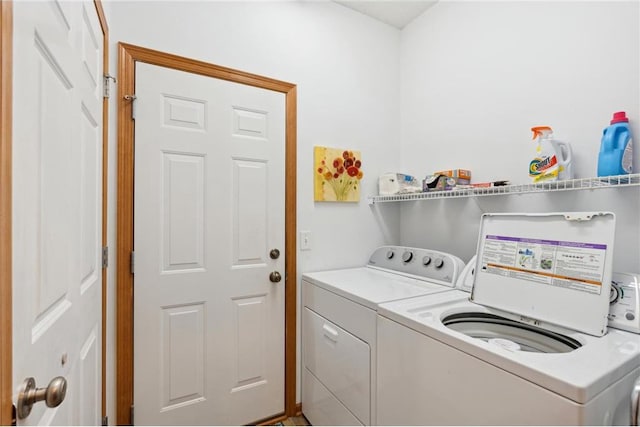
[377,212,640,425]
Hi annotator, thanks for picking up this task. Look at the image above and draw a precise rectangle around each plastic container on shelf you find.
[598,111,633,177]
[529,126,573,182]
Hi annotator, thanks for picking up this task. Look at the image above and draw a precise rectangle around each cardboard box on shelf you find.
[434,169,471,185]
[471,180,510,188]
[423,175,456,192]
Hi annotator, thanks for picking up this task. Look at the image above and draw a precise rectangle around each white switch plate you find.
[300,230,311,251]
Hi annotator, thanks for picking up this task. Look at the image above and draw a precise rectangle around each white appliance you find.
[377,212,640,425]
[301,246,464,426]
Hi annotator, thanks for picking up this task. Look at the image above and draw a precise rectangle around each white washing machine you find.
[377,212,640,425]
[301,246,464,426]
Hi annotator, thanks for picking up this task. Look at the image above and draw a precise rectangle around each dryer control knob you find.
[434,258,444,269]
[422,256,432,266]
[627,312,636,321]
[386,250,395,260]
[402,251,413,263]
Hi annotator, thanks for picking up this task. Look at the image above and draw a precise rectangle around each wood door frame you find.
[115,43,298,425]
[0,2,109,424]
[0,1,13,425]
[93,0,109,421]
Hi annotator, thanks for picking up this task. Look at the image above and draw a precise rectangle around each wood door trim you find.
[0,2,12,426]
[116,43,135,425]
[116,43,298,425]
[93,0,108,421]
[285,85,298,419]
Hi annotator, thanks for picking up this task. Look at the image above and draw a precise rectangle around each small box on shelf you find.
[434,169,471,185]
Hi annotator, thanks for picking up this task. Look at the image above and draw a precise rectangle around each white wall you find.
[102,1,401,421]
[399,1,640,269]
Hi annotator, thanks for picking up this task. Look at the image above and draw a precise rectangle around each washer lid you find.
[471,212,615,337]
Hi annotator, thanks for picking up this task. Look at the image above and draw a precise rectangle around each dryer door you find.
[303,308,370,425]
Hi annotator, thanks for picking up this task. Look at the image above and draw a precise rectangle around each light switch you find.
[300,230,311,251]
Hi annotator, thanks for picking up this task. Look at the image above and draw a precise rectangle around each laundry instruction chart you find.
[481,235,607,295]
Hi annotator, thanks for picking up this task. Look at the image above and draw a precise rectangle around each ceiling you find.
[334,1,438,29]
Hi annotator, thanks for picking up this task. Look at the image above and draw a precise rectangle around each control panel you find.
[608,272,640,334]
[368,246,465,287]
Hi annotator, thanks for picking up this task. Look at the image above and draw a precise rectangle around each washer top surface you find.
[378,292,640,404]
[302,246,465,310]
[303,267,453,309]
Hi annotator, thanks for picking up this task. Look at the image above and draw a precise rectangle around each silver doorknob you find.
[269,271,282,283]
[270,249,280,260]
[17,376,67,419]
[631,375,640,425]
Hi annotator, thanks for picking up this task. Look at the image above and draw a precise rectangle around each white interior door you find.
[133,62,286,425]
[12,1,104,425]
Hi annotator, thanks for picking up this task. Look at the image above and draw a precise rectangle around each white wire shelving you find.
[368,173,640,204]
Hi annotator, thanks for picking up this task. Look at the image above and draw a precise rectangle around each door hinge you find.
[130,251,135,275]
[103,73,116,98]
[130,405,134,425]
[11,404,16,426]
[101,415,108,426]
[102,246,109,269]
[124,94,137,120]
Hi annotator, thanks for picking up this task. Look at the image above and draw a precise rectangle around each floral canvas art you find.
[314,146,363,202]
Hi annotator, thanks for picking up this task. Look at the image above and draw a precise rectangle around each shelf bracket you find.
[564,212,598,221]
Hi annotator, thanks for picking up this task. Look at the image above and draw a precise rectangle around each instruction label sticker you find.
[481,235,607,295]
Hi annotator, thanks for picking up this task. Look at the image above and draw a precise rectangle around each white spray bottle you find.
[529,126,573,182]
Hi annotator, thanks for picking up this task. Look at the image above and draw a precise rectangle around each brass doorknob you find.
[269,271,282,283]
[17,376,67,419]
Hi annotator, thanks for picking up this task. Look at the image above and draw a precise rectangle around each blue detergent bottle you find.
[597,111,633,176]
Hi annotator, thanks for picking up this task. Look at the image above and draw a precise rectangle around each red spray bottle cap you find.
[611,111,629,124]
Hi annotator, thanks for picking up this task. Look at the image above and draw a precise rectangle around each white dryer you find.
[301,246,464,426]
[377,212,640,425]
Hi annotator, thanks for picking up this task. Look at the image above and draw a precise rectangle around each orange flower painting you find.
[314,146,363,202]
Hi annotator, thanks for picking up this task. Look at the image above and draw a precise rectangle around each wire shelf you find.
[368,174,640,204]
